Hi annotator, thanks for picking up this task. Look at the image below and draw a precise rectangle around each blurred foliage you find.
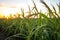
[0,0,60,40]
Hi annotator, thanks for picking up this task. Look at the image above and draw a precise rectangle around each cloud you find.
[0,2,17,8]
[0,2,5,7]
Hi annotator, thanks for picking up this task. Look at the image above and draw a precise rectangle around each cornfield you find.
[0,0,60,40]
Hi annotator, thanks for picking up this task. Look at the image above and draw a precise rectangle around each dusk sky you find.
[0,0,59,16]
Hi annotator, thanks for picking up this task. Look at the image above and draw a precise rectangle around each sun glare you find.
[0,7,21,18]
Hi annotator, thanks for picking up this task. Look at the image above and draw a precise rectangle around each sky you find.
[0,0,59,16]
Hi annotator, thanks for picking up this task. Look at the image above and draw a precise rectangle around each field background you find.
[0,0,60,40]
